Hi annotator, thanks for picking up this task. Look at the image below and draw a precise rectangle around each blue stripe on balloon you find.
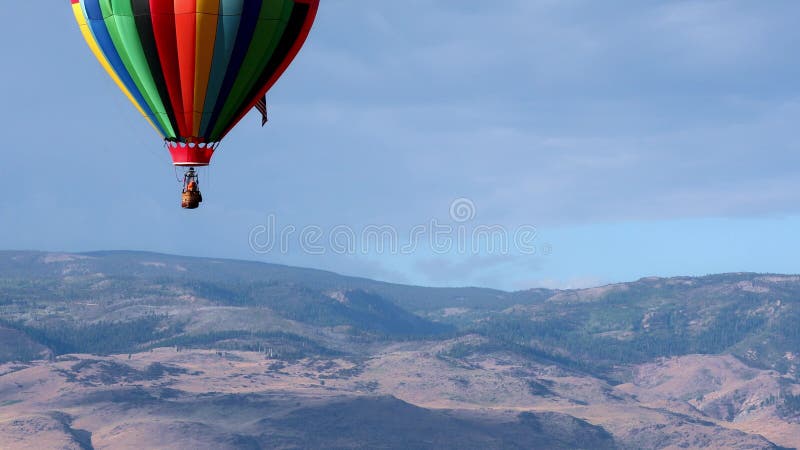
[200,0,263,138]
[80,0,166,136]
[199,0,245,137]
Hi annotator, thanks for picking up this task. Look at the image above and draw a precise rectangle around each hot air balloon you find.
[70,0,319,209]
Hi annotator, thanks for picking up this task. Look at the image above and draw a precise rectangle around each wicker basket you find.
[182,191,202,209]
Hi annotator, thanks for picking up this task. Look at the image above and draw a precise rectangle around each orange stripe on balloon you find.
[193,0,220,137]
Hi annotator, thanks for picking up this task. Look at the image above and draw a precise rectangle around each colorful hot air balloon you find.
[70,0,319,207]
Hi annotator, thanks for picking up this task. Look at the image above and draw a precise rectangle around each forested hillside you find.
[2,252,800,449]
[1,252,798,381]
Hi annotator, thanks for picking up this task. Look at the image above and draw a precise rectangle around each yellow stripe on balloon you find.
[193,0,220,136]
[72,2,163,137]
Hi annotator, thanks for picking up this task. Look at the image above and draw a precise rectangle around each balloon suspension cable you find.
[173,166,183,184]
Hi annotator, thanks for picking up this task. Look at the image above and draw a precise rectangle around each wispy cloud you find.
[1,1,799,289]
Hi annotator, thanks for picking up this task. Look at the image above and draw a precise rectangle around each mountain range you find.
[0,251,799,449]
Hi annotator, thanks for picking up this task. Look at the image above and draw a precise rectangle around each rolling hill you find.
[1,251,799,449]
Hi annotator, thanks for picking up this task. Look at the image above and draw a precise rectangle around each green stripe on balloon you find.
[200,0,263,139]
[211,0,293,139]
[101,0,175,137]
[132,0,180,138]
[200,0,245,138]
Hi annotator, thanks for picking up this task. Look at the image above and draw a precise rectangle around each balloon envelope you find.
[71,0,319,165]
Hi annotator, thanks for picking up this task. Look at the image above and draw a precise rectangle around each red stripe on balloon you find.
[174,0,198,136]
[150,0,190,137]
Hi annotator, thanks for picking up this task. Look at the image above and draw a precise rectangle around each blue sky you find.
[2,0,800,290]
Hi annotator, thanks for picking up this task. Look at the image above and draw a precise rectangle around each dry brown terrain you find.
[2,253,800,448]
[1,339,797,449]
